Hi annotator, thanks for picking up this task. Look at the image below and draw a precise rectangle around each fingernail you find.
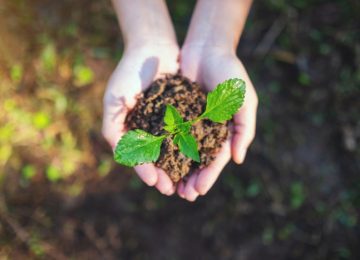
[166,186,175,196]
[237,149,247,164]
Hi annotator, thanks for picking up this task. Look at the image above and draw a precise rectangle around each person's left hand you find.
[178,45,258,201]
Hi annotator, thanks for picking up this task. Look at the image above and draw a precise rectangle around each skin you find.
[103,0,179,195]
[103,0,257,201]
[178,0,257,201]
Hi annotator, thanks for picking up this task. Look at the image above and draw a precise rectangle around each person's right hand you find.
[102,43,179,195]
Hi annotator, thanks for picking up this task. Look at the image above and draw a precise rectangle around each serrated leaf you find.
[164,125,176,132]
[174,133,200,162]
[163,105,192,134]
[165,122,191,134]
[164,105,183,133]
[177,122,191,133]
[114,130,165,167]
[201,78,246,123]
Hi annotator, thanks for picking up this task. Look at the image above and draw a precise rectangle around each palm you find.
[102,44,179,195]
[178,46,258,201]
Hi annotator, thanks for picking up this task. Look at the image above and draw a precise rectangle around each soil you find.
[126,74,228,182]
[1,1,360,259]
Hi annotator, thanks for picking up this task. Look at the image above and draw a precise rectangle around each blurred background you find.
[0,0,359,259]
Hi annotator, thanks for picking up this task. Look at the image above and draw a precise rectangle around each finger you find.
[195,139,231,195]
[167,184,176,195]
[177,181,186,199]
[155,168,175,196]
[231,110,256,164]
[184,173,200,202]
[232,88,258,164]
[134,163,158,186]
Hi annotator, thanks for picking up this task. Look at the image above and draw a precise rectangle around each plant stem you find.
[188,116,204,125]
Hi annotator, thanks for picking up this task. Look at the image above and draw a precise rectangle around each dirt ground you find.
[0,0,359,259]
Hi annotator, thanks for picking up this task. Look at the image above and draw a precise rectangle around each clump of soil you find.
[126,74,228,182]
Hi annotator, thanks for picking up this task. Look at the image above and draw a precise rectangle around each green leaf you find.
[46,165,61,182]
[10,64,23,83]
[163,105,192,135]
[164,104,183,126]
[290,182,305,209]
[164,104,183,133]
[22,164,37,180]
[164,125,176,132]
[201,78,246,123]
[41,43,57,72]
[177,122,191,133]
[114,130,165,167]
[32,112,51,130]
[174,133,200,162]
[165,121,192,133]
[73,65,94,87]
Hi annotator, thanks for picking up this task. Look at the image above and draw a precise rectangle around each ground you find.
[0,0,359,259]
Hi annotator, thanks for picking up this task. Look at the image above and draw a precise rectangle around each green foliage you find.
[174,132,200,162]
[97,158,112,177]
[298,72,310,86]
[278,224,295,240]
[10,64,23,83]
[32,112,51,130]
[246,180,261,197]
[46,165,61,182]
[73,64,94,87]
[337,247,351,259]
[40,43,57,72]
[114,130,165,167]
[262,227,274,245]
[29,233,44,256]
[291,182,306,209]
[164,104,191,134]
[163,104,184,133]
[201,78,245,123]
[114,78,246,167]
[129,175,143,190]
[22,164,37,180]
[223,173,245,199]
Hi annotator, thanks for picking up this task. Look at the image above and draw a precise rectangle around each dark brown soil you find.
[126,74,228,182]
[2,1,360,259]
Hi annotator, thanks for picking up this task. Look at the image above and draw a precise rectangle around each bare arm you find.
[179,0,257,201]
[112,0,177,49]
[184,0,253,50]
[103,0,179,195]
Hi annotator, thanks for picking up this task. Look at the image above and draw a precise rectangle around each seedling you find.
[114,78,246,167]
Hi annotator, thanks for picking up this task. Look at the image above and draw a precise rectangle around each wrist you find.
[122,42,180,66]
[181,43,235,59]
[125,36,178,53]
[183,40,235,50]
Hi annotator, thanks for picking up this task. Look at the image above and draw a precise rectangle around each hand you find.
[177,45,258,201]
[102,43,179,195]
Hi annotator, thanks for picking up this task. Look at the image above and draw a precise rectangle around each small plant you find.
[114,78,246,167]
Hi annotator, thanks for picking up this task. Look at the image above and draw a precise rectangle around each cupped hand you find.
[178,45,258,201]
[102,43,179,195]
